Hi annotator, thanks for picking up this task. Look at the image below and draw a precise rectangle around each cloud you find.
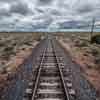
[0,0,15,2]
[76,2,98,15]
[10,2,32,15]
[76,4,94,14]
[35,8,45,13]
[0,3,11,17]
[0,0,100,32]
[50,9,61,16]
[0,9,10,17]
[38,0,53,5]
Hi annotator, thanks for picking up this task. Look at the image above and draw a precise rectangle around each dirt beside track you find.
[0,41,39,89]
[58,39,100,96]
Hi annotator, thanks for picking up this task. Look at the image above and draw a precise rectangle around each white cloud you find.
[0,0,100,31]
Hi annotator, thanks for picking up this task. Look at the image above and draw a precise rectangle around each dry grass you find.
[57,32,100,70]
[57,32,100,92]
[0,32,43,72]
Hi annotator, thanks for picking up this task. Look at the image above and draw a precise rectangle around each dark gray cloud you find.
[35,8,44,13]
[38,0,53,5]
[0,0,12,2]
[51,9,61,16]
[10,2,31,15]
[76,4,94,14]
[0,0,17,3]
[0,9,10,17]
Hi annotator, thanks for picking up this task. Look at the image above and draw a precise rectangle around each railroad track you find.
[23,39,76,100]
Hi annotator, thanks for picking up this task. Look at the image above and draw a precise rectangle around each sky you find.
[0,0,100,32]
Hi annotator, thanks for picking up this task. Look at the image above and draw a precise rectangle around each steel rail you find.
[51,40,70,100]
[31,47,47,100]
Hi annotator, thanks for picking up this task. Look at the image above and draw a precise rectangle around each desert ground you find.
[0,32,43,88]
[0,32,100,97]
[57,32,100,95]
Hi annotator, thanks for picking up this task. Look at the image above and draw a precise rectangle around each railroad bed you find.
[23,39,76,100]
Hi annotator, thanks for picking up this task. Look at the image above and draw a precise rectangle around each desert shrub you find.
[24,41,31,46]
[4,46,13,52]
[36,37,41,41]
[94,57,100,65]
[3,46,16,56]
[1,48,16,60]
[95,63,100,71]
[79,41,88,47]
[0,42,5,47]
[12,42,17,46]
[91,34,100,44]
[91,48,99,56]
